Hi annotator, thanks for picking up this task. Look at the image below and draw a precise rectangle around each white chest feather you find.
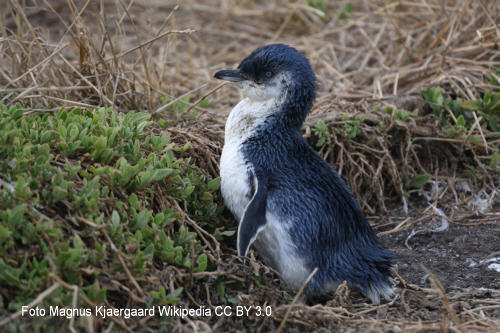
[220,97,278,220]
[220,141,249,220]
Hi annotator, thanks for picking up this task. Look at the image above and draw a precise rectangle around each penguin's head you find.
[215,44,316,126]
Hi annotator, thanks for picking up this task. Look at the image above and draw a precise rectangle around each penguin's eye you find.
[265,71,273,79]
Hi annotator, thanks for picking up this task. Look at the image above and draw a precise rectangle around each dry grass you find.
[3,1,497,106]
[0,0,499,332]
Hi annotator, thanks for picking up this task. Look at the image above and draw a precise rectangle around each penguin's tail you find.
[365,280,394,305]
[357,246,395,304]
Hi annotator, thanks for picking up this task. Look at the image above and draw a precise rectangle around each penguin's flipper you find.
[237,171,268,257]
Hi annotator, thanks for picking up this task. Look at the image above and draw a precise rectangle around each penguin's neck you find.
[224,74,315,144]
[224,95,284,144]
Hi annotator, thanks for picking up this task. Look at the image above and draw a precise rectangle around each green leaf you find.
[490,152,500,169]
[165,287,183,304]
[129,194,140,210]
[194,253,207,273]
[136,170,153,189]
[9,204,27,226]
[207,177,221,191]
[68,124,80,141]
[410,174,430,188]
[198,98,212,108]
[10,105,24,120]
[136,121,152,133]
[216,282,226,298]
[421,87,442,103]
[52,185,68,202]
[0,225,13,248]
[184,185,195,197]
[111,210,120,225]
[41,130,57,144]
[462,100,483,111]
[93,136,107,157]
[200,192,212,202]
[151,168,172,182]
[467,136,482,143]
[489,117,500,131]
[14,177,31,201]
[133,209,151,231]
[315,120,326,132]
[178,142,191,152]
[490,70,500,86]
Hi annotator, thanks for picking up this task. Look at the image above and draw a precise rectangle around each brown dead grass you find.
[0,0,499,332]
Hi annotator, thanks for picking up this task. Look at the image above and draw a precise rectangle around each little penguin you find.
[214,43,394,304]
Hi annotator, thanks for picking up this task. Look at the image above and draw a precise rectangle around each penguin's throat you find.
[224,96,284,143]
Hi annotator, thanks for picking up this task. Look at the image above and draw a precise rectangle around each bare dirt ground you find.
[1,0,499,332]
[382,217,500,291]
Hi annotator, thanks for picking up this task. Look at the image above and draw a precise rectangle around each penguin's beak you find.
[214,69,246,82]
